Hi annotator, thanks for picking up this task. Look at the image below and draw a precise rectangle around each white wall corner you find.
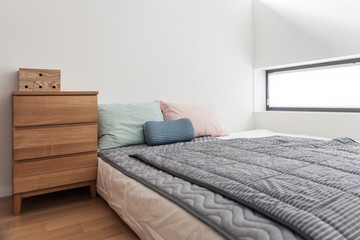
[0,185,12,197]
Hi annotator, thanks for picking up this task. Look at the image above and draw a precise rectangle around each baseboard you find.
[0,185,12,197]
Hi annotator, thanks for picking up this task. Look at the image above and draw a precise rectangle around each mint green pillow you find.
[98,102,164,150]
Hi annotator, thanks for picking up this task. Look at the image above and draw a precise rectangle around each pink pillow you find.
[159,101,228,137]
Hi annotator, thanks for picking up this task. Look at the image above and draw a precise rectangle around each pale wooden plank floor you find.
[0,187,140,240]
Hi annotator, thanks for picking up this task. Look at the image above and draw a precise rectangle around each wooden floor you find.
[0,187,140,240]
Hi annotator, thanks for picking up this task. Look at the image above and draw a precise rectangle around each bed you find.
[97,129,360,240]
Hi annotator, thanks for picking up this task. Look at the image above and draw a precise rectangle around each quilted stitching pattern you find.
[133,136,360,240]
[99,137,302,240]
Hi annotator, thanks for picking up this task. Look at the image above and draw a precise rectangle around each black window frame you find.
[266,57,360,112]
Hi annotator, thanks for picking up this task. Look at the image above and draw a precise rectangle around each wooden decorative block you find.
[18,68,61,92]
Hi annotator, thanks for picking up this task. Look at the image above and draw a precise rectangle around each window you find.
[266,58,360,112]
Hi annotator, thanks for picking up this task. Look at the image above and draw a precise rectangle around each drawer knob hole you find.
[39,86,42,89]
[39,73,43,77]
[52,86,56,89]
[25,85,28,89]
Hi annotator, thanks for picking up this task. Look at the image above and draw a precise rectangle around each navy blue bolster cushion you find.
[144,118,195,146]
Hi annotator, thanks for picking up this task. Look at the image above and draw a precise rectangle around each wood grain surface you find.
[13,123,98,161]
[13,153,97,193]
[12,92,99,215]
[0,188,140,240]
[13,95,97,127]
[18,68,61,92]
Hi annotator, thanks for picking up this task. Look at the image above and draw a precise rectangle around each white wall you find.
[253,0,360,139]
[254,111,360,140]
[0,0,253,196]
[254,0,360,68]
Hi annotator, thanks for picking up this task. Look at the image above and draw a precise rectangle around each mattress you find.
[97,130,307,240]
[97,157,222,240]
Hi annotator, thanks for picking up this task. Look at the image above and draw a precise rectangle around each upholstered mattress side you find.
[97,158,224,240]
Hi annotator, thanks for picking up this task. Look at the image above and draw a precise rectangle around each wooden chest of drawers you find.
[12,91,98,215]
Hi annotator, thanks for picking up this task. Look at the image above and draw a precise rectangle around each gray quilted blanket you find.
[132,136,360,240]
[99,137,302,240]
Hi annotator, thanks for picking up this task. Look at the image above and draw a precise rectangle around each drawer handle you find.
[52,86,56,89]
[39,73,43,77]
[39,86,42,89]
[25,85,28,88]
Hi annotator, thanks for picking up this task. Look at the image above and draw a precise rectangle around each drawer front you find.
[13,152,97,193]
[13,123,98,161]
[13,95,97,127]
